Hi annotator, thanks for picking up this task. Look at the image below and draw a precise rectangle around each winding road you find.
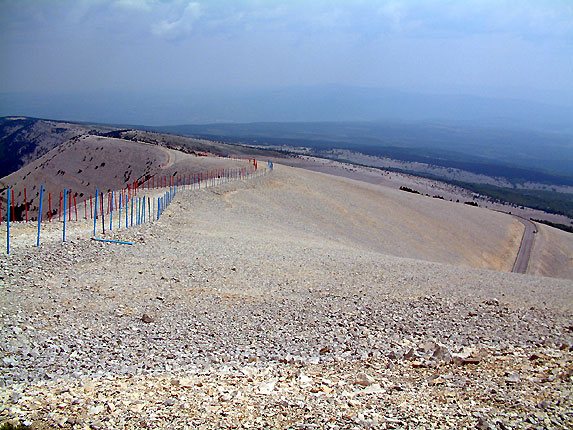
[512,216,537,274]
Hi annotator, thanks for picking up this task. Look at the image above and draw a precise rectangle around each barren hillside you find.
[529,224,573,280]
[0,134,249,220]
[0,117,109,178]
[1,162,571,428]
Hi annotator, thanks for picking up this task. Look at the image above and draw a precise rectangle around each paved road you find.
[512,216,537,274]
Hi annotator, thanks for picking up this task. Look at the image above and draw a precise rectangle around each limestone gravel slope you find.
[0,164,571,429]
[529,223,573,280]
[213,164,523,271]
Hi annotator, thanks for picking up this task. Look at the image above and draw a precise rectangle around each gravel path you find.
[1,164,572,429]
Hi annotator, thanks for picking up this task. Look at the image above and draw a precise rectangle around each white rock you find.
[362,383,384,394]
[299,373,313,386]
[257,381,276,395]
[354,372,375,387]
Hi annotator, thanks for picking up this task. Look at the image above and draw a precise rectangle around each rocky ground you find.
[0,166,572,429]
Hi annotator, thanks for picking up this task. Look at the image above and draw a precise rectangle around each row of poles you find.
[0,164,260,224]
[3,160,272,254]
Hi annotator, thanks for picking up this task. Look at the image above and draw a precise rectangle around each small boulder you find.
[505,373,520,384]
[141,313,154,323]
[354,372,375,387]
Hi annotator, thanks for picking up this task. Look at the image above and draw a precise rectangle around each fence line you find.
[2,160,273,254]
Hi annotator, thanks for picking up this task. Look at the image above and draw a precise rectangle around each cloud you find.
[152,1,202,40]
[114,0,155,11]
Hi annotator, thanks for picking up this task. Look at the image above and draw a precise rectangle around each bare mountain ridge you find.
[0,134,253,221]
[1,117,571,280]
[0,117,287,220]
[1,160,572,427]
[0,116,111,178]
[0,117,285,180]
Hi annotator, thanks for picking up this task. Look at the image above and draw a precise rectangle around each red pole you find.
[68,191,72,221]
[24,188,28,222]
[49,193,52,222]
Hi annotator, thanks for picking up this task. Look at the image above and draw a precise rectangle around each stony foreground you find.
[1,168,572,429]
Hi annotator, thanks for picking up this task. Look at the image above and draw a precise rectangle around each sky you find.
[1,0,572,124]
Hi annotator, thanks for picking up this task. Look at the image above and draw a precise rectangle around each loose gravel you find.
[1,166,572,429]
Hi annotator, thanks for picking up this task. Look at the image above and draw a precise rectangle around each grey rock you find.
[141,313,154,323]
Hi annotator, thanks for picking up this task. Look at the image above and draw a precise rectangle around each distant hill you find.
[0,116,113,179]
[0,118,287,221]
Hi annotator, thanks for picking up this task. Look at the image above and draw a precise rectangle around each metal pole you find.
[7,189,10,254]
[63,189,67,242]
[93,189,99,237]
[109,190,114,231]
[37,185,43,247]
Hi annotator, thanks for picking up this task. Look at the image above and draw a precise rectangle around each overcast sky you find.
[1,0,572,119]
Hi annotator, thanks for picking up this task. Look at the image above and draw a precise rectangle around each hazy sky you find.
[1,0,572,114]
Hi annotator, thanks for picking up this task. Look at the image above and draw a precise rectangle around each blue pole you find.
[63,189,67,242]
[131,197,134,227]
[93,189,98,237]
[125,195,128,228]
[6,189,10,254]
[110,190,113,231]
[37,185,43,247]
[92,238,133,245]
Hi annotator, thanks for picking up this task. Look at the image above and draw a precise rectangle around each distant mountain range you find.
[2,86,573,133]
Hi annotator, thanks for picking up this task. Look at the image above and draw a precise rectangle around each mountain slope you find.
[0,116,109,178]
[0,163,571,428]
[0,134,249,220]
